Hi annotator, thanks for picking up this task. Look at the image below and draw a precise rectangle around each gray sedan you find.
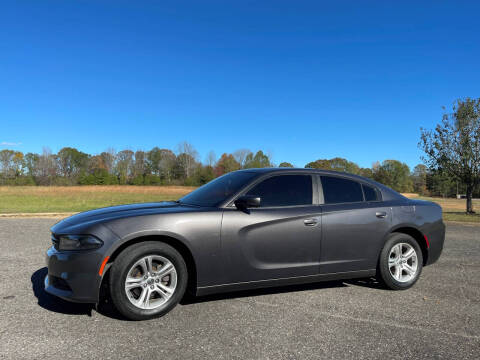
[45,168,445,320]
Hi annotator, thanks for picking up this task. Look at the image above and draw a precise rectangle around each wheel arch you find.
[99,234,198,299]
[389,225,429,265]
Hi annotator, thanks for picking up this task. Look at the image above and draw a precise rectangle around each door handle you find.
[304,218,318,226]
[376,211,387,218]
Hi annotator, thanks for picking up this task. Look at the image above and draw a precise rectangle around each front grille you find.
[51,233,59,250]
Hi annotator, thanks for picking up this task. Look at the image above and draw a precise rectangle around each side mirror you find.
[234,195,261,210]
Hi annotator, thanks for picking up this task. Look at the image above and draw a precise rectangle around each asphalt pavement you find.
[0,219,479,359]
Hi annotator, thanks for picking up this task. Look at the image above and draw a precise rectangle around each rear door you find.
[221,173,322,284]
[319,175,391,273]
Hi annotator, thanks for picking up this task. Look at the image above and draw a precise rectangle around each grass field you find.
[0,186,195,214]
[403,194,480,223]
[0,186,478,223]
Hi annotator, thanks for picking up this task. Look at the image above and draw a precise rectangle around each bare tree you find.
[158,149,176,183]
[233,149,251,169]
[101,147,116,174]
[206,150,217,167]
[133,150,146,178]
[176,141,198,178]
[37,147,57,184]
[266,149,275,167]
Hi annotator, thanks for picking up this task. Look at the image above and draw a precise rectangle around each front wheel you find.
[109,241,188,320]
[377,233,423,290]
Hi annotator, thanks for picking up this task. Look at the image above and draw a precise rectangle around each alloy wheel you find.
[124,255,177,310]
[388,243,418,283]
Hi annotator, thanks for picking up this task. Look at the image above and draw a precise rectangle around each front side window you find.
[245,175,313,207]
[321,176,363,204]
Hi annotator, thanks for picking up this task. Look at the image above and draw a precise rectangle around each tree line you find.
[0,142,476,198]
[1,97,478,212]
[0,144,277,187]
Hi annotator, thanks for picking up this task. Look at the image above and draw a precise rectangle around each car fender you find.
[104,229,194,259]
[377,222,429,264]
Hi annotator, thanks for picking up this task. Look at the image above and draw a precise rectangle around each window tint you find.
[362,184,380,202]
[246,175,312,207]
[321,176,363,204]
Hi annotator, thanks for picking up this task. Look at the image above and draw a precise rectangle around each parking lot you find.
[0,218,479,359]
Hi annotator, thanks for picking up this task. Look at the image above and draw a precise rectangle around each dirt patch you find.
[0,212,76,219]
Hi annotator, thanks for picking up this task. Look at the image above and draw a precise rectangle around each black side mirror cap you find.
[234,195,261,210]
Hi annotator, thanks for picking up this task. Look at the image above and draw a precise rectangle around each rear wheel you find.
[109,241,187,320]
[377,233,423,290]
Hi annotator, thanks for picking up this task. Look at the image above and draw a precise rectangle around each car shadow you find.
[31,267,94,316]
[182,276,388,305]
[180,280,348,305]
[32,267,385,319]
[343,277,387,290]
[31,267,130,320]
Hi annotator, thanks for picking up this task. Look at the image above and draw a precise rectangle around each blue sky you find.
[1,0,479,169]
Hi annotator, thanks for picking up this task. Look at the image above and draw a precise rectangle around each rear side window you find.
[246,175,312,207]
[321,176,363,204]
[362,184,381,202]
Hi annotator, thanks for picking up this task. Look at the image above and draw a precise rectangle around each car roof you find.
[237,167,371,181]
[238,167,359,177]
[235,167,404,200]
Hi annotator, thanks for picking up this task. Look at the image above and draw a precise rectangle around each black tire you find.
[377,233,423,290]
[109,241,188,320]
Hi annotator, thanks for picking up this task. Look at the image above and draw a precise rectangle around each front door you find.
[221,174,322,284]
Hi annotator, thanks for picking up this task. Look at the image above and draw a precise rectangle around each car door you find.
[220,173,322,284]
[319,175,391,274]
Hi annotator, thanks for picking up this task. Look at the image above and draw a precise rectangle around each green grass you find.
[0,186,195,214]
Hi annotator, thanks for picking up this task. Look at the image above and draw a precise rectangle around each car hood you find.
[51,201,203,234]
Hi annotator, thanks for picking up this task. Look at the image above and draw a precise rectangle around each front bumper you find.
[45,246,104,303]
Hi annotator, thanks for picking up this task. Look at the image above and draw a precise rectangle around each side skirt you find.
[196,269,376,296]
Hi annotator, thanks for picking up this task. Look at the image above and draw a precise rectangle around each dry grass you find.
[401,193,419,198]
[420,197,480,223]
[419,197,480,211]
[403,193,480,223]
[402,193,479,211]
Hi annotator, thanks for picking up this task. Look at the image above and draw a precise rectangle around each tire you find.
[109,241,188,320]
[377,233,423,290]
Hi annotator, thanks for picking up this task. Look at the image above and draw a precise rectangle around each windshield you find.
[179,171,258,207]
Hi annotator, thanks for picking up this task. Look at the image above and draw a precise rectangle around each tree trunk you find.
[466,185,474,214]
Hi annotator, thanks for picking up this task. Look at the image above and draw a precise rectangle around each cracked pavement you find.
[0,219,479,359]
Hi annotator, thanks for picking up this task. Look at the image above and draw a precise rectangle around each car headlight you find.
[57,235,103,251]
